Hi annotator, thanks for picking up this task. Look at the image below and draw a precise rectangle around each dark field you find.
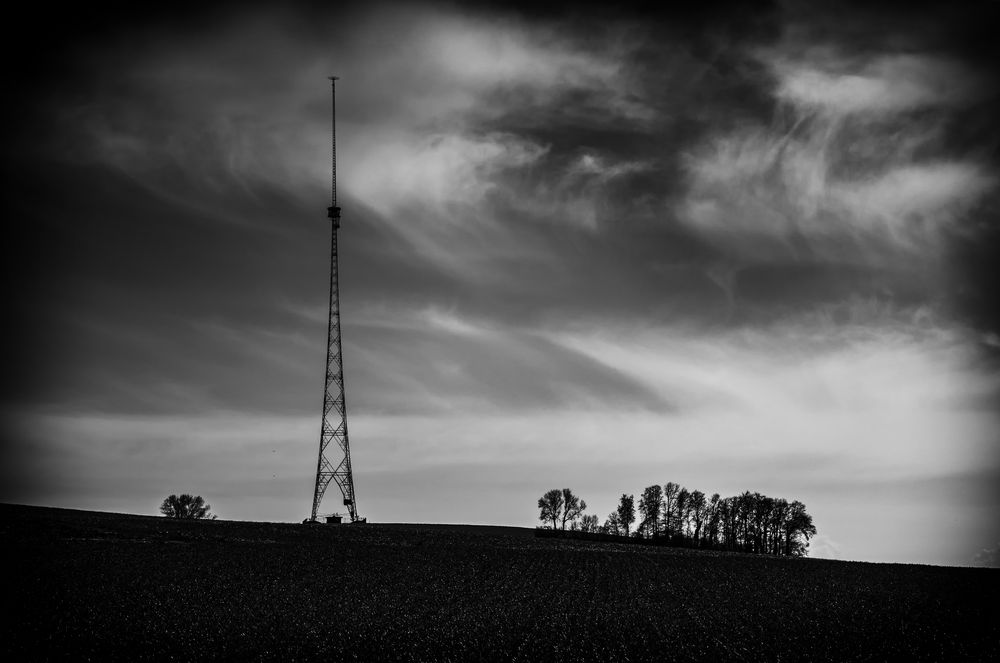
[3,504,997,661]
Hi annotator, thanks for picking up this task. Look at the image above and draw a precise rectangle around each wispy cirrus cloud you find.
[63,4,649,214]
[772,52,984,114]
[348,131,548,217]
[677,44,998,267]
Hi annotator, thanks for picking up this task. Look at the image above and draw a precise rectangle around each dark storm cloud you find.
[2,2,703,417]
[5,153,677,416]
[6,0,999,419]
[767,0,1000,332]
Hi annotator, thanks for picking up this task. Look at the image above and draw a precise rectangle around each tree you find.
[604,512,621,535]
[160,494,215,520]
[638,484,663,538]
[578,514,599,533]
[769,499,790,555]
[784,501,816,557]
[689,490,707,545]
[676,488,690,541]
[662,482,680,538]
[538,489,564,530]
[736,491,753,552]
[560,488,587,530]
[705,493,721,548]
[750,493,771,554]
[719,496,737,550]
[616,494,636,536]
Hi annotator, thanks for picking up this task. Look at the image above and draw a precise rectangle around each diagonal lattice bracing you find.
[310,77,359,523]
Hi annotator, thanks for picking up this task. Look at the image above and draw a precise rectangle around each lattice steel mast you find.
[310,76,359,523]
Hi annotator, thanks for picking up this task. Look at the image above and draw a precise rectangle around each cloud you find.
[509,152,655,230]
[6,309,997,565]
[677,46,998,266]
[54,4,649,212]
[556,305,1000,423]
[412,12,647,119]
[339,305,671,415]
[41,2,670,305]
[772,53,983,115]
[833,163,996,247]
[348,131,548,217]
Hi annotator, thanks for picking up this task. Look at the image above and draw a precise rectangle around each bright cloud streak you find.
[773,54,982,114]
[348,131,548,217]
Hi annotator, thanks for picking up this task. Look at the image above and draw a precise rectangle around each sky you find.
[2,0,999,566]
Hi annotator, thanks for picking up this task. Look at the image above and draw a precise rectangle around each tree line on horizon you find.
[538,483,817,556]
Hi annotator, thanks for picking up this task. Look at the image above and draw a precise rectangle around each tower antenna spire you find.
[329,76,339,208]
[310,76,360,523]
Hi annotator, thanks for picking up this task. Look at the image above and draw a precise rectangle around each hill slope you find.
[4,503,998,661]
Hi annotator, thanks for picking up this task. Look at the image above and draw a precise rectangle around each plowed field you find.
[3,504,997,661]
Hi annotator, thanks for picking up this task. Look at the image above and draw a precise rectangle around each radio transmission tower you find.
[310,76,360,523]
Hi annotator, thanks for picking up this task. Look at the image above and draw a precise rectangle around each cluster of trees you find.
[538,482,817,557]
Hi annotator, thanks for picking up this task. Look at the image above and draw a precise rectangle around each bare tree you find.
[617,494,636,537]
[160,494,215,520]
[560,488,587,530]
[538,489,564,530]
